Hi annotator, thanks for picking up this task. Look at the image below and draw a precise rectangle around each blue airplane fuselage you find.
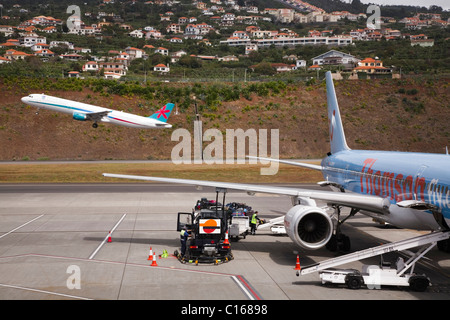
[322,150,450,230]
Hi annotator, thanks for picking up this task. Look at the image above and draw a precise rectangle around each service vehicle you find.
[175,189,233,264]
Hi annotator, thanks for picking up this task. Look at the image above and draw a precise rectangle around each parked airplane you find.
[21,94,174,129]
[103,71,450,253]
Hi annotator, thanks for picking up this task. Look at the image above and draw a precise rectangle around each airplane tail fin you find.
[325,71,350,154]
[148,103,175,123]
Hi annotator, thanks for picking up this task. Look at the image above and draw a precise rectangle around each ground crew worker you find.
[250,211,261,235]
[180,227,190,257]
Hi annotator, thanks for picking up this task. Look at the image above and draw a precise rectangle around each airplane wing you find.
[247,156,323,171]
[84,111,111,122]
[102,173,389,213]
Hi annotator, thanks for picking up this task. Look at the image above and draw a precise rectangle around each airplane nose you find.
[21,96,28,104]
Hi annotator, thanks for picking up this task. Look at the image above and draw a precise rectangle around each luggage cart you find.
[298,231,450,291]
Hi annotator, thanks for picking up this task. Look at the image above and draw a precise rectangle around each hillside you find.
[0,76,449,161]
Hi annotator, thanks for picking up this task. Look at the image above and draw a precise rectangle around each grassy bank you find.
[0,161,323,184]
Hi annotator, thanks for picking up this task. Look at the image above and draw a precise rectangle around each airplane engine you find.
[284,205,334,250]
[73,112,88,121]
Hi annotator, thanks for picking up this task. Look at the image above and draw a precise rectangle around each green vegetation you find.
[4,75,290,111]
[0,0,449,80]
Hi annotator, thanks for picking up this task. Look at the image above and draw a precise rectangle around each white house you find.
[295,59,306,68]
[99,61,128,79]
[169,37,183,43]
[82,61,99,72]
[245,43,258,55]
[0,25,15,37]
[50,41,74,50]
[31,43,49,52]
[146,29,163,40]
[104,72,122,80]
[154,63,170,73]
[129,30,144,38]
[0,57,11,64]
[35,48,55,58]
[170,50,187,63]
[21,33,46,47]
[312,50,359,67]
[155,47,169,56]
[125,47,145,59]
[232,30,249,39]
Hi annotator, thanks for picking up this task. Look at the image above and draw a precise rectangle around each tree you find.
[253,62,275,75]
[178,55,202,68]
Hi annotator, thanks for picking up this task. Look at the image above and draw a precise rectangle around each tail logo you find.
[155,105,170,120]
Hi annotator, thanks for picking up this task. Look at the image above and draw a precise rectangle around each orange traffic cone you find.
[294,255,301,276]
[147,247,154,261]
[223,231,230,245]
[107,231,112,243]
[151,251,158,267]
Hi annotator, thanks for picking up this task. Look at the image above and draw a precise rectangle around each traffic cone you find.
[147,247,154,261]
[107,231,112,243]
[223,231,230,245]
[151,252,158,267]
[294,255,301,276]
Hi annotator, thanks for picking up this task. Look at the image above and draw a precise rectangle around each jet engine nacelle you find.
[284,205,334,250]
[73,112,88,121]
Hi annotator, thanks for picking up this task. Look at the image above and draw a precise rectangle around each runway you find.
[0,183,448,303]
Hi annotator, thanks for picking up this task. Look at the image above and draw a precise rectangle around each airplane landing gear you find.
[437,238,450,253]
[326,233,351,252]
[92,122,98,128]
[326,206,358,252]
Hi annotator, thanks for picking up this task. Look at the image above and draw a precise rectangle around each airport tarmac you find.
[0,183,448,302]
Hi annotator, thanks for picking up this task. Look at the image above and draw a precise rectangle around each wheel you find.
[326,235,338,252]
[437,239,450,253]
[341,235,351,252]
[92,123,98,128]
[346,274,363,290]
[409,276,429,292]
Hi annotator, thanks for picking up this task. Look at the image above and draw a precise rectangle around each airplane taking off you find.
[21,94,174,129]
[104,71,450,253]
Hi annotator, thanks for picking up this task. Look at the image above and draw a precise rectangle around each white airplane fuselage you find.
[21,94,172,129]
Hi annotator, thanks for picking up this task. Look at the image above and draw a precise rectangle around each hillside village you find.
[0,0,448,80]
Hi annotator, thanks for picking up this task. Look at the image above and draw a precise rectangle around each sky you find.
[359,0,449,11]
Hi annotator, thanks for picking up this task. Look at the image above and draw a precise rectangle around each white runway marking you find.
[88,213,127,260]
[0,283,92,300]
[0,214,44,240]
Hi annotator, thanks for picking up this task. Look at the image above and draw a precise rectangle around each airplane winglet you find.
[149,103,175,123]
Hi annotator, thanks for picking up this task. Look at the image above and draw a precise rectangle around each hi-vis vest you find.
[251,214,257,224]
